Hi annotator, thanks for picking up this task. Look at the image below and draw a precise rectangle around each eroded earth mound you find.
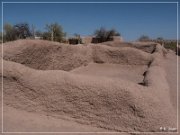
[0,39,177,133]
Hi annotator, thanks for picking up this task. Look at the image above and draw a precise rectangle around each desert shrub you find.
[35,30,43,37]
[69,38,82,45]
[94,27,120,43]
[3,23,17,42]
[42,32,51,40]
[138,35,150,41]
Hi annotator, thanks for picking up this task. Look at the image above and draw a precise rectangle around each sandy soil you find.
[0,40,178,134]
[71,63,147,84]
[98,41,156,53]
[164,50,179,109]
[3,106,106,132]
[163,50,179,133]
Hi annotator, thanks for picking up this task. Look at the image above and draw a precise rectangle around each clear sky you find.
[1,0,178,41]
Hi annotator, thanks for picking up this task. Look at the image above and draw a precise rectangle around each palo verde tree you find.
[43,23,66,42]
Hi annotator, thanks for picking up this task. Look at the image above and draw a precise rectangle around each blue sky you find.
[1,0,179,41]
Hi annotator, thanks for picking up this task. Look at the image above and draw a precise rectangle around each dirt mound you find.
[2,40,152,71]
[92,45,152,65]
[71,63,147,84]
[98,41,157,53]
[1,40,177,132]
[2,40,93,71]
[1,58,176,132]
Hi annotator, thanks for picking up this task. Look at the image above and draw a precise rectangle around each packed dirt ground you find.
[0,39,179,135]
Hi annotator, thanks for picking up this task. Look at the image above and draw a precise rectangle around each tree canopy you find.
[138,35,150,41]
[13,23,32,39]
[3,23,16,42]
[43,23,66,42]
[3,23,32,42]
[94,27,120,43]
